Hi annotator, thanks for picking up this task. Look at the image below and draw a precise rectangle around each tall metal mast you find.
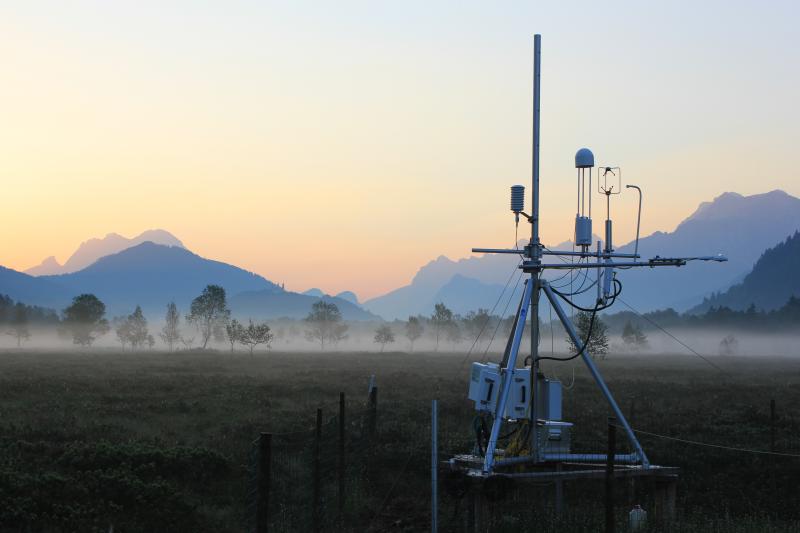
[470,33,726,474]
[529,34,542,459]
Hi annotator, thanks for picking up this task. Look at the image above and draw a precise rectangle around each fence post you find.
[770,399,776,452]
[771,399,777,498]
[605,417,616,533]
[338,392,346,524]
[431,399,438,533]
[368,386,378,438]
[313,408,322,533]
[256,432,272,533]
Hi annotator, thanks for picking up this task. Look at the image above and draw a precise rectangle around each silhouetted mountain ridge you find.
[691,231,800,313]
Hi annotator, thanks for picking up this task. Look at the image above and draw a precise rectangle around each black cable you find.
[458,259,522,369]
[481,272,526,361]
[535,300,600,362]
[535,278,622,362]
[552,278,621,313]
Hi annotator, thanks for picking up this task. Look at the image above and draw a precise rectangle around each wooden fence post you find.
[256,432,272,533]
[338,392,346,524]
[313,408,322,533]
[605,418,616,533]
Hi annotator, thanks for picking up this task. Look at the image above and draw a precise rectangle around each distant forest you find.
[602,296,800,333]
[0,295,59,325]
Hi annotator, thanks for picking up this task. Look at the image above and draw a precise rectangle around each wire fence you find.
[244,387,800,533]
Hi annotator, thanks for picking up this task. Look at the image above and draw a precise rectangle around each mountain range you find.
[2,240,374,321]
[363,190,800,318]
[691,231,800,313]
[5,189,799,322]
[25,230,184,275]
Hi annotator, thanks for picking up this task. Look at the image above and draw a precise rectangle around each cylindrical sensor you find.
[510,185,525,213]
[575,215,592,246]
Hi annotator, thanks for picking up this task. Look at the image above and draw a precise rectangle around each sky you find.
[1,1,798,300]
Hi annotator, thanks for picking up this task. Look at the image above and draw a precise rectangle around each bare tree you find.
[113,316,131,351]
[304,301,348,350]
[373,324,395,352]
[7,303,30,348]
[404,316,423,352]
[180,333,195,351]
[160,302,181,352]
[239,320,274,356]
[226,319,244,353]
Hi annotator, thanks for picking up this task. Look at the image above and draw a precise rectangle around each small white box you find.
[503,369,530,419]
[468,362,500,412]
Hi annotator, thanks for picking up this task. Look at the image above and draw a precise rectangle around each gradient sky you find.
[2,1,798,299]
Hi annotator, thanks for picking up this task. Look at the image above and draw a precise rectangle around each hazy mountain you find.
[24,256,63,276]
[25,229,184,275]
[432,275,526,317]
[40,242,279,316]
[612,190,800,312]
[691,231,800,313]
[303,288,325,297]
[364,190,800,318]
[229,291,376,321]
[0,266,71,309]
[335,291,359,305]
[10,241,377,321]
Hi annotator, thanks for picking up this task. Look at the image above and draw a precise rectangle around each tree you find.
[226,319,245,353]
[113,306,149,351]
[7,303,31,347]
[446,321,462,347]
[114,316,132,351]
[373,324,395,352]
[405,316,424,352]
[566,311,609,358]
[719,334,739,356]
[430,303,454,351]
[621,320,648,349]
[126,306,149,349]
[180,334,195,350]
[62,294,109,346]
[304,301,348,350]
[186,285,230,349]
[146,334,155,350]
[464,309,491,341]
[239,320,274,356]
[160,302,181,352]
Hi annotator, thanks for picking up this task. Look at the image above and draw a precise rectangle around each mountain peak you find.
[679,189,798,227]
[24,256,63,276]
[25,229,185,276]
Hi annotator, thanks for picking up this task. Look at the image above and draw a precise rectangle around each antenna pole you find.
[530,33,542,461]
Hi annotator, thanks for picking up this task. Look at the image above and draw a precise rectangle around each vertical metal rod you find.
[625,185,642,257]
[338,392,346,523]
[313,408,322,533]
[530,32,543,464]
[368,387,378,438]
[770,399,776,452]
[484,280,533,472]
[542,281,650,467]
[431,399,438,533]
[256,432,272,533]
[532,33,541,245]
[605,418,617,533]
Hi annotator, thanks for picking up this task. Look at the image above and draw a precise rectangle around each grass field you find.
[1,349,799,532]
